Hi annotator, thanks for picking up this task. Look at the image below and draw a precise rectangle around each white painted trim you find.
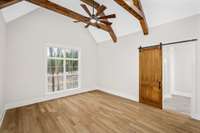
[164,94,172,99]
[98,88,200,121]
[0,109,6,128]
[44,44,82,95]
[3,88,200,122]
[163,43,197,120]
[172,90,192,98]
[191,114,200,121]
[5,88,95,110]
[98,88,139,102]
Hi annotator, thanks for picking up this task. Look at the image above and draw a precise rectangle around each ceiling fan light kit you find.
[77,0,116,28]
[0,0,148,43]
[90,18,97,24]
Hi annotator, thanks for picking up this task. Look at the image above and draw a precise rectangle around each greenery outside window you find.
[47,47,79,92]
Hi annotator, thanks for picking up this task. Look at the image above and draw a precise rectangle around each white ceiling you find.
[1,0,200,43]
[1,1,38,22]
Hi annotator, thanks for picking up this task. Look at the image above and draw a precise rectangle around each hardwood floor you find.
[1,90,200,133]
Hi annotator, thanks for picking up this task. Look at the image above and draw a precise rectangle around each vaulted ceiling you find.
[1,0,200,43]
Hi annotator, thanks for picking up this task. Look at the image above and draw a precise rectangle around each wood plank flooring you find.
[1,90,200,133]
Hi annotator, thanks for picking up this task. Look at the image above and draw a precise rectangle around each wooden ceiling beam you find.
[0,0,22,9]
[133,0,148,35]
[25,0,111,32]
[0,0,117,43]
[114,0,144,19]
[81,0,117,42]
[81,0,100,9]
[25,0,116,43]
[114,0,149,35]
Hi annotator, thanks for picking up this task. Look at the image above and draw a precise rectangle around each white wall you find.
[172,43,196,97]
[0,12,6,123]
[5,9,97,109]
[163,44,196,99]
[97,15,199,109]
[195,15,200,119]
[163,46,175,99]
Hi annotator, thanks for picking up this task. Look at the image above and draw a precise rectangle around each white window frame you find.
[45,44,81,95]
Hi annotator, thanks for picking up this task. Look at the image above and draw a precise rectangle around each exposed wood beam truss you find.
[0,0,149,42]
[0,0,22,9]
[26,0,111,31]
[114,0,149,35]
[0,0,117,43]
[133,0,148,35]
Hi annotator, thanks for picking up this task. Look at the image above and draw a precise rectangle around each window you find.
[47,47,80,93]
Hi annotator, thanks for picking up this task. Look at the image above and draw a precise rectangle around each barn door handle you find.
[158,81,162,90]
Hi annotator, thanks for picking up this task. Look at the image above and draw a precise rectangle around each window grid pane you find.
[66,74,78,89]
[47,47,79,93]
[48,74,64,92]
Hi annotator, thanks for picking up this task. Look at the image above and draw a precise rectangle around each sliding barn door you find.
[139,45,162,109]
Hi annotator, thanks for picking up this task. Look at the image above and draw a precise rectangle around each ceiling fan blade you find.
[99,20,112,25]
[98,14,116,20]
[95,23,101,29]
[96,5,106,16]
[81,4,92,17]
[85,23,91,28]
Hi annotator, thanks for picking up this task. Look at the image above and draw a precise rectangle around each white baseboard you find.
[98,88,139,102]
[164,94,172,99]
[191,114,200,121]
[98,88,200,121]
[2,87,200,123]
[5,88,96,110]
[0,109,6,128]
[172,90,192,98]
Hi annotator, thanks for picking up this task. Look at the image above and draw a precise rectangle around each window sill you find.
[45,87,81,96]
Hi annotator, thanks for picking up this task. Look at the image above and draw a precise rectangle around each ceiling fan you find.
[74,0,116,28]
